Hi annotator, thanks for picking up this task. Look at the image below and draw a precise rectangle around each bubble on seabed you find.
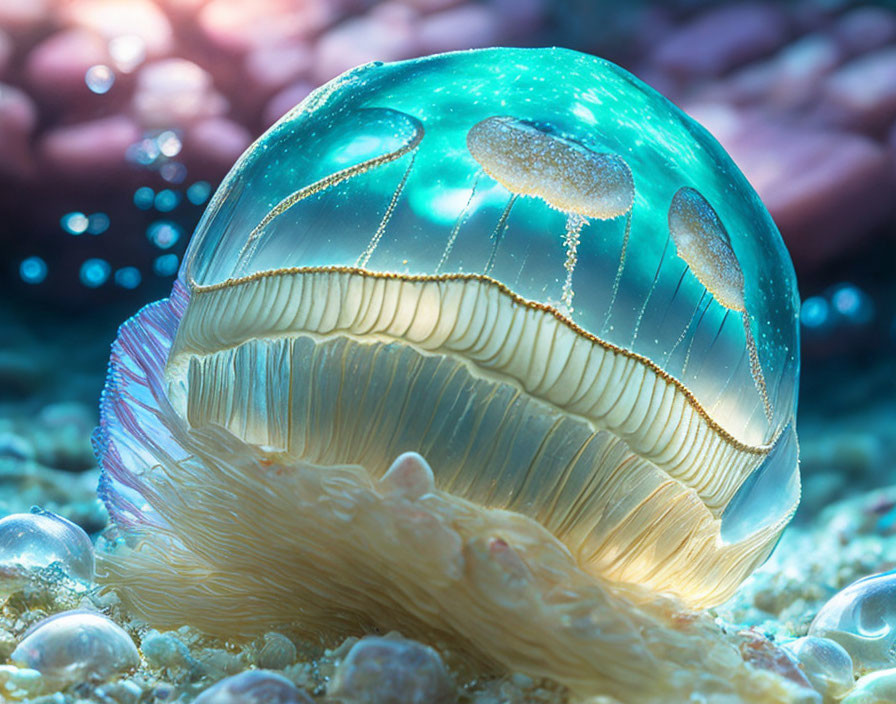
[87,212,110,235]
[154,253,179,276]
[10,611,139,688]
[147,221,182,249]
[187,181,212,205]
[134,186,155,210]
[85,65,115,94]
[109,35,146,73]
[60,212,89,235]
[0,510,95,593]
[154,189,181,212]
[80,258,111,287]
[115,267,142,289]
[19,257,47,284]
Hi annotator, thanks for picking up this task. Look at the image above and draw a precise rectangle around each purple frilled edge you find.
[93,279,190,531]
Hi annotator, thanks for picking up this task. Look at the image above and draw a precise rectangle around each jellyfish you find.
[94,48,802,703]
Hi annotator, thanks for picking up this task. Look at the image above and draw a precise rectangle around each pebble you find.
[783,636,855,702]
[821,48,896,133]
[193,670,312,704]
[841,668,896,704]
[652,3,791,79]
[133,59,227,129]
[0,510,94,594]
[809,570,896,673]
[24,30,110,100]
[328,635,455,704]
[39,115,141,179]
[10,611,139,688]
[0,664,44,700]
[142,630,196,673]
[257,632,298,670]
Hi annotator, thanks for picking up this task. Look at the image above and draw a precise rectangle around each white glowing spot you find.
[157,130,182,158]
[147,220,182,249]
[108,35,146,73]
[61,212,89,235]
[85,65,115,94]
[426,186,478,223]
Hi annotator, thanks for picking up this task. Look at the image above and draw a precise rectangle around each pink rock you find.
[183,116,252,172]
[244,42,312,99]
[725,121,894,270]
[820,48,896,134]
[417,4,500,54]
[312,5,420,84]
[834,6,896,56]
[132,58,227,129]
[60,0,174,58]
[0,82,36,178]
[0,29,11,79]
[491,0,544,39]
[25,29,111,99]
[264,80,314,128]
[392,0,463,12]
[198,0,337,55]
[652,2,790,79]
[39,114,141,179]
[0,0,52,35]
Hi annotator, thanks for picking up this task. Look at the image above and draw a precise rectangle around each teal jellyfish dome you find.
[106,49,799,620]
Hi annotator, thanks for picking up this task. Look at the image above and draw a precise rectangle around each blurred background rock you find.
[0,0,894,521]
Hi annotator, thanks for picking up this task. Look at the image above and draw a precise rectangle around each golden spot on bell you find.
[669,186,773,422]
[466,115,635,219]
[669,186,745,312]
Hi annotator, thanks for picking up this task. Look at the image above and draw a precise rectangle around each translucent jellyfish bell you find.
[95,48,801,700]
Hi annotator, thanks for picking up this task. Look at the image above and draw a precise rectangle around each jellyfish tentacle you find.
[436,170,483,274]
[601,208,633,334]
[231,115,424,278]
[484,195,517,276]
[358,148,419,268]
[561,214,588,314]
[681,294,713,377]
[631,234,670,347]
[664,290,707,366]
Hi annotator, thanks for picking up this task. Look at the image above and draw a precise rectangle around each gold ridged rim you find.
[190,266,774,456]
